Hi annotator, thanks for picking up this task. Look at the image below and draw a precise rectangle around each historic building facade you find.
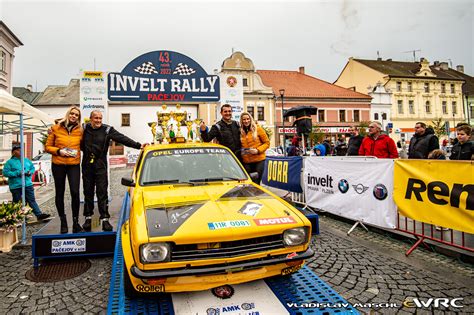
[335,58,466,141]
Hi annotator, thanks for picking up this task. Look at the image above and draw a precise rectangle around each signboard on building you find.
[219,74,244,120]
[107,51,220,102]
[313,127,351,133]
[278,127,297,134]
[80,71,108,123]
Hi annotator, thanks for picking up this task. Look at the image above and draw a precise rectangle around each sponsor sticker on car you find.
[281,264,302,276]
[254,216,296,226]
[208,220,250,230]
[135,284,165,293]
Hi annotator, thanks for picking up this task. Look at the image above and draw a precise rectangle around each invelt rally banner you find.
[394,160,474,233]
[262,156,303,193]
[107,50,219,102]
[304,157,397,229]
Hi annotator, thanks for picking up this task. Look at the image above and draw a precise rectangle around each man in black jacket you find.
[450,124,473,160]
[346,127,364,156]
[82,111,146,231]
[200,104,242,161]
[408,122,439,159]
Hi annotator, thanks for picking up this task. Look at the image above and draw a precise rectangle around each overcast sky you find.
[1,0,473,92]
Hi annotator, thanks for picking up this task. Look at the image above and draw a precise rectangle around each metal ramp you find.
[107,194,358,315]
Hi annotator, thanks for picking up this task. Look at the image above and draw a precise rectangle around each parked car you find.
[121,142,314,296]
[266,147,284,156]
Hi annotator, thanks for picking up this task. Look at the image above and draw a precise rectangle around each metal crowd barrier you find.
[291,191,474,256]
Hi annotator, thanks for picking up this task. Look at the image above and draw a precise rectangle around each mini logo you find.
[206,307,220,315]
[352,183,369,194]
[226,76,238,87]
[373,184,388,200]
[212,285,235,299]
[338,179,349,193]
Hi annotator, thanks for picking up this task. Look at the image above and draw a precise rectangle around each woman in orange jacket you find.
[239,112,270,184]
[45,106,83,234]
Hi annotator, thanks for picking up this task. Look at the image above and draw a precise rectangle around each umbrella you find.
[283,105,318,118]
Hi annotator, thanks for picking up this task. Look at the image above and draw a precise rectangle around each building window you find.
[450,84,455,93]
[425,101,431,113]
[442,101,447,114]
[396,82,402,92]
[424,82,430,93]
[397,100,404,114]
[441,83,446,93]
[382,113,387,120]
[243,78,248,87]
[339,110,346,122]
[121,113,130,126]
[247,106,254,118]
[374,113,379,120]
[318,110,325,122]
[407,82,412,92]
[452,101,457,114]
[257,107,264,121]
[409,100,414,114]
[353,110,360,122]
[0,51,5,72]
[470,104,474,119]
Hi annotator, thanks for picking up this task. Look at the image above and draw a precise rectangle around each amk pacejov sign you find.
[107,51,220,102]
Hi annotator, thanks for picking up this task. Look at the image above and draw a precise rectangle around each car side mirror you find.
[121,177,135,187]
[250,172,259,182]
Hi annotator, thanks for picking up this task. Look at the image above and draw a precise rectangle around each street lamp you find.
[279,89,285,155]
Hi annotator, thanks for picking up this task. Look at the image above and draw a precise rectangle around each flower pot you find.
[0,227,19,253]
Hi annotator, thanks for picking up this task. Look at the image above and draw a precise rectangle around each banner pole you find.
[347,221,369,235]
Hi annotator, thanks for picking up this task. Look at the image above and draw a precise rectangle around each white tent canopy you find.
[0,89,55,244]
[0,89,55,133]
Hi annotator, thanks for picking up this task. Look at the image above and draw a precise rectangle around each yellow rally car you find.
[121,142,314,296]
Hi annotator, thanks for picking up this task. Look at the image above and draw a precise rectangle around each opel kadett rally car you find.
[121,142,314,296]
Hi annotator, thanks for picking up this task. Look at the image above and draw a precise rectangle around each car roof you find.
[142,142,231,153]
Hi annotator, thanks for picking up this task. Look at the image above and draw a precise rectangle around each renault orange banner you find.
[394,160,473,233]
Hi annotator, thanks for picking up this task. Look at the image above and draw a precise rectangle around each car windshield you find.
[139,147,247,186]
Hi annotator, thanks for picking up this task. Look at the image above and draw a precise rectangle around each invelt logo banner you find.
[394,160,474,233]
[304,157,397,229]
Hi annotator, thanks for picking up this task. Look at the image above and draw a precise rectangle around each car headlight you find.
[283,227,308,246]
[140,243,171,263]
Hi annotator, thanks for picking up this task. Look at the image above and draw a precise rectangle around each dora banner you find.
[394,160,474,233]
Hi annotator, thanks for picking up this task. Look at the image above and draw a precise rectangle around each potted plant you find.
[0,202,31,252]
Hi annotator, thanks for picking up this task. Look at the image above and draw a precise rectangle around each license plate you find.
[281,264,302,276]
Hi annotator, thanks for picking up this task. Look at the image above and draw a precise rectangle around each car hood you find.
[139,183,307,243]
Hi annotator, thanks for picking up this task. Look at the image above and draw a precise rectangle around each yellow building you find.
[335,58,465,142]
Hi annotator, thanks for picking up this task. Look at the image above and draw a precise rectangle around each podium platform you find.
[32,197,124,268]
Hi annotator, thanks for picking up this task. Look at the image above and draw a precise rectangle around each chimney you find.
[440,62,449,70]
[26,84,33,92]
[456,65,464,73]
[299,66,305,74]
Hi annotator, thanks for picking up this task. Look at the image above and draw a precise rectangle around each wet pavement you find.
[0,167,473,314]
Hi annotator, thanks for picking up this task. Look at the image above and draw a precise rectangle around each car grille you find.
[171,234,284,261]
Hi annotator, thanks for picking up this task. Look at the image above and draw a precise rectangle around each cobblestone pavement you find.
[0,168,473,314]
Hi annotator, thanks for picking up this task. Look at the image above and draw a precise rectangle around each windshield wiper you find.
[143,179,195,186]
[190,177,243,183]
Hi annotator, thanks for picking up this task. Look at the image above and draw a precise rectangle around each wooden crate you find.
[0,228,19,253]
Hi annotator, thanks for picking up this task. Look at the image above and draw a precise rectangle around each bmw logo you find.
[373,184,388,200]
[52,241,61,247]
[338,179,349,193]
[76,240,85,246]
